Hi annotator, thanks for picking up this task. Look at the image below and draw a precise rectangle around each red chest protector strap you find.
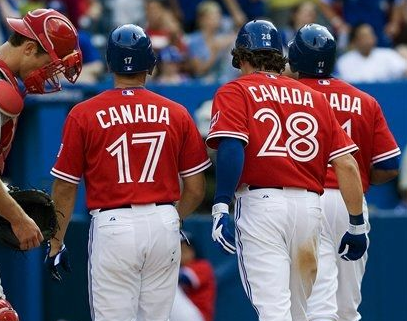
[0,60,24,117]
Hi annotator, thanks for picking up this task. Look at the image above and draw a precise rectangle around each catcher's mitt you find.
[0,187,58,250]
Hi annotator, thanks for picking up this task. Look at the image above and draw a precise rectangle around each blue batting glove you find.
[338,214,368,261]
[212,203,236,254]
[45,242,72,282]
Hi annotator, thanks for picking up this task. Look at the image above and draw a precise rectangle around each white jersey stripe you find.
[328,145,359,162]
[371,148,401,161]
[371,149,401,164]
[179,158,211,175]
[180,159,212,178]
[51,167,81,181]
[50,169,80,184]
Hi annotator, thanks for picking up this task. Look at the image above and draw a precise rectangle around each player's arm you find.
[331,153,368,261]
[370,155,400,185]
[177,172,206,219]
[0,179,43,250]
[211,137,244,254]
[49,178,78,255]
[331,153,363,215]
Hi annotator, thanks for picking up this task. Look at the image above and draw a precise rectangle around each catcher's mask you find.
[7,8,83,94]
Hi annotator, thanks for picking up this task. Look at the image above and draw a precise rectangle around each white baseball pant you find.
[234,187,322,321]
[88,204,181,321]
[0,275,4,299]
[307,189,369,321]
[169,285,204,321]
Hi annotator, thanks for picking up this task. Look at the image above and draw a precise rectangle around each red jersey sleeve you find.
[327,103,359,162]
[179,112,211,177]
[206,83,249,149]
[371,100,401,164]
[51,114,85,184]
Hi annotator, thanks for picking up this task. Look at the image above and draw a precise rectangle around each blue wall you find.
[0,80,406,321]
[1,214,407,321]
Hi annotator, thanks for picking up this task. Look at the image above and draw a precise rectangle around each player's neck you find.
[241,63,279,76]
[0,43,20,75]
[114,73,147,89]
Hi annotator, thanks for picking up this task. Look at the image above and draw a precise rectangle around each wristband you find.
[212,203,229,216]
[349,213,364,225]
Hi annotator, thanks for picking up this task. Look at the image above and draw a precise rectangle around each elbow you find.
[333,153,360,175]
[370,168,399,185]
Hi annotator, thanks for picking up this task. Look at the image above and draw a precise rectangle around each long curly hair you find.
[232,47,288,74]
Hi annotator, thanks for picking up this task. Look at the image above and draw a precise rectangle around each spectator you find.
[155,45,190,84]
[170,233,216,321]
[281,1,318,52]
[47,0,104,84]
[0,0,19,44]
[107,0,145,29]
[172,0,252,32]
[265,0,309,28]
[317,0,400,47]
[336,23,407,83]
[187,1,235,82]
[145,0,187,54]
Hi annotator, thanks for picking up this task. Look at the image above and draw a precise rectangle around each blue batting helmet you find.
[288,23,336,77]
[232,19,283,68]
[106,24,157,74]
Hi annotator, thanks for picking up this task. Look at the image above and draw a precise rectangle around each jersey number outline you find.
[253,108,319,162]
[106,131,166,183]
[341,118,352,137]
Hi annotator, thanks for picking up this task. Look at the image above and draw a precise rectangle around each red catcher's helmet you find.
[7,8,82,94]
[0,308,19,321]
[0,299,19,321]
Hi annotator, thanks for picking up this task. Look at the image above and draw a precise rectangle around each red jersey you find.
[181,260,216,321]
[300,78,400,192]
[51,87,211,209]
[206,73,358,194]
[0,60,22,174]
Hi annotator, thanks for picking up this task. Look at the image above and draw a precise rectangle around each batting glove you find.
[212,203,236,254]
[45,242,72,282]
[338,214,367,261]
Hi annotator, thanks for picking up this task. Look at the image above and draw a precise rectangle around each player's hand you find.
[11,214,43,251]
[212,203,236,254]
[45,241,72,282]
[338,214,367,261]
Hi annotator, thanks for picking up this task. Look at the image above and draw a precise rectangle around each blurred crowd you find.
[2,0,407,84]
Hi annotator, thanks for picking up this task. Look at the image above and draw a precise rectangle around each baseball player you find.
[170,233,216,321]
[288,23,401,321]
[46,24,211,321]
[206,19,367,321]
[0,8,82,318]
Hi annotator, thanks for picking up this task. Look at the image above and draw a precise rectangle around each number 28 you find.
[254,108,319,162]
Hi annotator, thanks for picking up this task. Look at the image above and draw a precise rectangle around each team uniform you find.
[207,72,358,321]
[302,77,400,321]
[0,61,24,300]
[171,259,216,321]
[51,87,210,321]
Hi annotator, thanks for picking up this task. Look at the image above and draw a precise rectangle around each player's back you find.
[299,77,400,192]
[63,87,209,209]
[207,73,356,194]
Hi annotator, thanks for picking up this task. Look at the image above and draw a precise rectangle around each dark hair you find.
[232,47,287,73]
[8,32,47,56]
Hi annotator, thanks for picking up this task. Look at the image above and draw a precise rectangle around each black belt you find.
[248,186,320,195]
[99,202,174,212]
[248,186,283,191]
